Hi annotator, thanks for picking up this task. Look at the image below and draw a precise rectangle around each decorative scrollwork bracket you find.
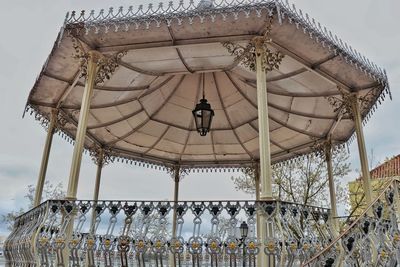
[89,146,113,166]
[223,16,284,72]
[71,36,126,85]
[168,165,189,182]
[326,87,379,120]
[311,139,333,161]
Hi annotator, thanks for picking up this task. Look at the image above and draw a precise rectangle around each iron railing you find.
[302,178,400,267]
[5,199,332,266]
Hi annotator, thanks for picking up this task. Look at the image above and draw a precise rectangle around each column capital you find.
[259,196,276,201]
[168,165,188,182]
[71,36,126,85]
[89,146,113,167]
[222,16,284,72]
[242,161,260,180]
[48,108,59,131]
[326,87,378,121]
[311,138,343,161]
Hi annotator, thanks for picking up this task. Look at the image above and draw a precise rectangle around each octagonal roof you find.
[25,0,390,170]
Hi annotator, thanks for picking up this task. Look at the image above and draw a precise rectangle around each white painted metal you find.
[93,149,104,202]
[352,97,373,206]
[255,42,273,199]
[26,3,387,169]
[66,51,100,199]
[255,40,272,267]
[325,144,339,235]
[33,109,58,207]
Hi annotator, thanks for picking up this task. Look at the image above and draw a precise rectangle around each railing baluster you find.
[6,199,339,267]
[301,177,400,266]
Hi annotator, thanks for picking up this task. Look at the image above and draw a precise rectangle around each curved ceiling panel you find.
[26,1,389,168]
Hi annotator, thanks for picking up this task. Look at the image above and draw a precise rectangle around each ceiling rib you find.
[176,48,195,73]
[311,54,338,67]
[270,40,352,92]
[230,68,307,84]
[213,72,253,160]
[44,72,151,92]
[119,60,165,76]
[58,109,103,147]
[62,76,175,110]
[87,109,144,129]
[267,68,308,82]
[248,121,289,152]
[268,103,336,120]
[225,72,336,120]
[114,145,254,166]
[248,80,340,97]
[324,106,345,140]
[271,140,317,159]
[143,126,171,154]
[232,72,340,98]
[106,75,186,146]
[56,71,81,109]
[93,84,149,92]
[269,114,324,139]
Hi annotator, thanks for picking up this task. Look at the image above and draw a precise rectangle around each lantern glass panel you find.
[192,98,214,136]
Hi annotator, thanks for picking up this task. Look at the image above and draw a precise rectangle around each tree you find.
[128,212,171,239]
[231,149,351,208]
[346,153,398,223]
[1,180,65,231]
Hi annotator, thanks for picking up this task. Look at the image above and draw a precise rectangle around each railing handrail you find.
[301,177,399,266]
[15,198,330,221]
[46,198,331,210]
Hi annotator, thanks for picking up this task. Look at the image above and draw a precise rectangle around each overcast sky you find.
[0,0,398,236]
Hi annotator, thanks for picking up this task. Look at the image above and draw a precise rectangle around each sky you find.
[0,0,399,236]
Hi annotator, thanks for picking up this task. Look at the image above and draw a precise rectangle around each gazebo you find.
[5,1,400,266]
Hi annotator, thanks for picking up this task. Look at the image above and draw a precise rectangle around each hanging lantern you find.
[192,97,214,136]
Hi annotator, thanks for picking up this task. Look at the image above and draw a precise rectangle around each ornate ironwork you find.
[167,166,189,182]
[62,0,388,86]
[311,139,344,161]
[326,87,380,120]
[89,146,113,166]
[223,16,284,72]
[303,178,400,266]
[55,111,68,130]
[5,199,333,267]
[71,36,126,85]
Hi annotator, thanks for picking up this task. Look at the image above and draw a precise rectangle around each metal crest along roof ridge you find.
[63,0,388,87]
[21,0,391,172]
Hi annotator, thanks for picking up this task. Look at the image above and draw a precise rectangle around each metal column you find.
[66,51,101,200]
[34,108,58,206]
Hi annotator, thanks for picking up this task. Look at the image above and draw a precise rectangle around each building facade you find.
[349,154,400,217]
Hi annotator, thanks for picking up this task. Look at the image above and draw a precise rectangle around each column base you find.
[259,196,275,201]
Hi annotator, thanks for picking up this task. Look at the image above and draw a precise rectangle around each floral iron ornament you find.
[71,36,126,85]
[223,16,284,72]
[89,145,114,166]
[326,86,380,121]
